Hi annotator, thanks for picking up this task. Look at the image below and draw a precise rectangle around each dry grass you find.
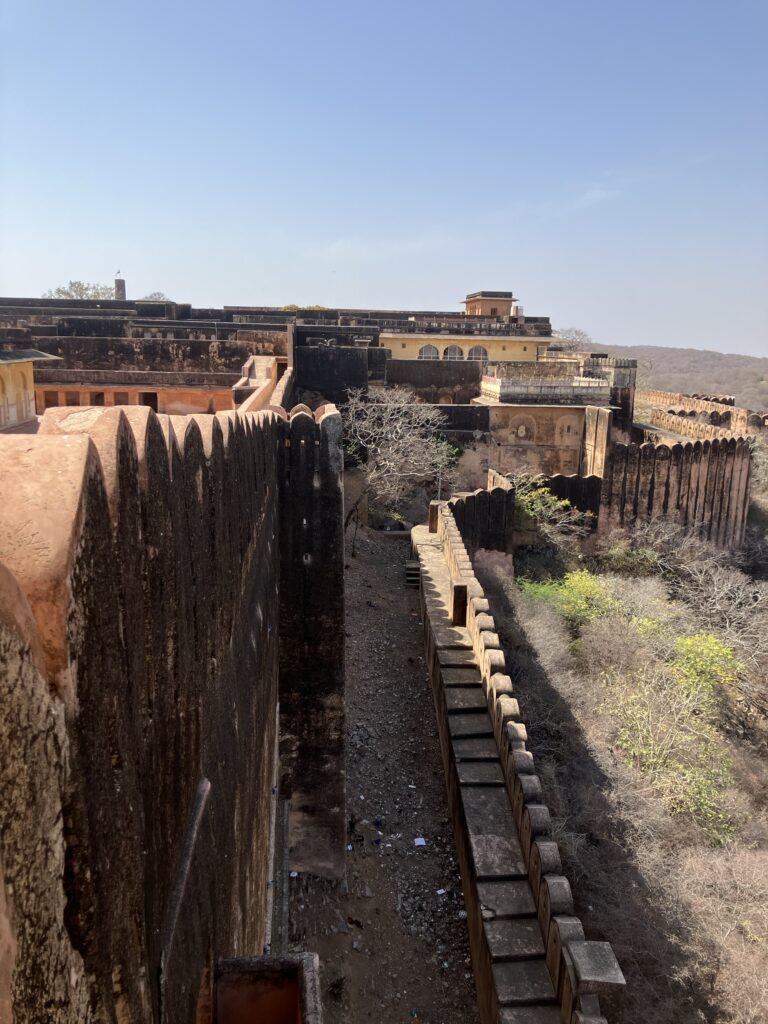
[682,848,768,1024]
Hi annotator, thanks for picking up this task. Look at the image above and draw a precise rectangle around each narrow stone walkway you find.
[287,528,480,1023]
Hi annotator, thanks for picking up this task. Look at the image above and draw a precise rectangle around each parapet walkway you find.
[412,510,625,1024]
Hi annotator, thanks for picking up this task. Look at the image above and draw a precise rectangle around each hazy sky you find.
[1,0,766,355]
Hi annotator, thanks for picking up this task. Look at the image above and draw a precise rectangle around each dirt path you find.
[288,528,479,1023]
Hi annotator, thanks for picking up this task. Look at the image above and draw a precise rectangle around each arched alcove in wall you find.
[555,413,580,444]
[507,412,537,441]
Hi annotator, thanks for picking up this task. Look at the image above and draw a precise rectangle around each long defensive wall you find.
[0,399,344,1023]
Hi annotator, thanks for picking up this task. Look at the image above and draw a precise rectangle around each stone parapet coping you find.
[412,506,625,1024]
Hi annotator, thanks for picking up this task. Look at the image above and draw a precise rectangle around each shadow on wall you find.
[473,565,724,1024]
[0,400,345,1023]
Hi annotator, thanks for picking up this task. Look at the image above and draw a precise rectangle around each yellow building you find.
[461,290,517,317]
[380,332,550,362]
[0,351,60,432]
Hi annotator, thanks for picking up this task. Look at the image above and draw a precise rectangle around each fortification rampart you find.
[636,389,764,434]
[384,357,482,404]
[0,401,344,1022]
[412,506,624,1023]
[601,438,751,547]
[648,408,744,441]
[485,469,603,526]
[1,331,286,372]
[487,432,751,551]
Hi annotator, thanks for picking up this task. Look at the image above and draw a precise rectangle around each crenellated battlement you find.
[412,505,626,1022]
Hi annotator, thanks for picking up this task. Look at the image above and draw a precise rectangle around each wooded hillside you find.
[604,344,768,411]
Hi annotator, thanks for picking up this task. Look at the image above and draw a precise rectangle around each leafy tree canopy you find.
[43,280,115,300]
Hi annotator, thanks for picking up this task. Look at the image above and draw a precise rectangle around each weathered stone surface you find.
[452,736,500,761]
[0,402,346,1022]
[567,940,626,993]
[279,407,346,878]
[0,598,91,1023]
[477,879,537,919]
[600,437,752,548]
[446,686,489,712]
[498,1008,560,1024]
[441,665,483,685]
[462,786,526,878]
[484,918,546,960]
[493,960,557,1005]
[449,711,495,738]
[457,761,506,785]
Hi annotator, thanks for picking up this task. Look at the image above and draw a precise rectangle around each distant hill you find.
[602,344,768,411]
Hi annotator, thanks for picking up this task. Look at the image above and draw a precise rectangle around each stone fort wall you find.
[600,437,752,548]
[412,505,625,1022]
[637,389,766,435]
[648,407,746,442]
[487,434,752,551]
[0,401,344,1022]
[2,332,287,373]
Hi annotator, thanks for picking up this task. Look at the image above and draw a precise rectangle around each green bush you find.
[519,569,617,629]
[510,474,594,545]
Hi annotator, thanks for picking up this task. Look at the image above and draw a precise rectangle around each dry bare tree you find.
[605,518,768,675]
[342,386,456,549]
[553,327,593,352]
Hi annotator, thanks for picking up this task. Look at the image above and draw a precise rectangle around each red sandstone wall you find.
[0,400,344,1022]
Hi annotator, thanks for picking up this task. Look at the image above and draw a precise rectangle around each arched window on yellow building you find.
[417,344,439,360]
[467,345,489,362]
[442,345,464,360]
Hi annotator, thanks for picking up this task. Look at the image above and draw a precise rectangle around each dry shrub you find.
[682,848,768,1024]
[577,612,655,676]
[485,564,575,678]
[487,565,741,1019]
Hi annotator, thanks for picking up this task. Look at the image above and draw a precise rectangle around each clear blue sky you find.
[1,0,766,355]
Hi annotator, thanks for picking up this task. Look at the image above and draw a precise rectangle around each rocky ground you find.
[287,528,479,1023]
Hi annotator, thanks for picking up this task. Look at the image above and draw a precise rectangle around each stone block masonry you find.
[412,504,625,1023]
[0,401,344,1022]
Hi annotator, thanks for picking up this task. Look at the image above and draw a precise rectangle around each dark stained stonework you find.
[278,408,346,878]
[0,401,345,1023]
